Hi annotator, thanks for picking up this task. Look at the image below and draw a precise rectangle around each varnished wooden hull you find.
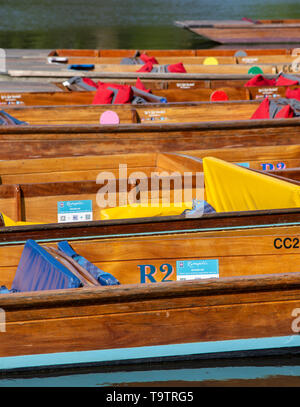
[48,54,299,65]
[0,100,264,125]
[0,146,299,185]
[175,20,300,44]
[48,48,297,57]
[0,83,298,106]
[1,223,300,374]
[8,62,283,76]
[0,118,299,159]
[0,151,299,224]
[187,27,300,44]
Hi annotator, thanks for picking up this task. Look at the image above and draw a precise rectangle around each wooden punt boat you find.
[175,19,300,44]
[8,68,297,83]
[0,219,300,374]
[56,76,298,91]
[0,115,299,159]
[12,62,283,75]
[1,82,298,106]
[47,54,299,66]
[0,157,299,374]
[0,161,298,225]
[0,100,267,125]
[0,152,298,225]
[2,96,300,126]
[48,48,298,58]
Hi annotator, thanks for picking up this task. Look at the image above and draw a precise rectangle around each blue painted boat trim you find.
[0,221,299,246]
[1,335,300,371]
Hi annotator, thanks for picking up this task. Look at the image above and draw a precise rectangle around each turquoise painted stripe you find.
[1,335,300,371]
[1,221,299,246]
[2,365,300,387]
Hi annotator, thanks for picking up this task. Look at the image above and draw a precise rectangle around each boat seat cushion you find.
[57,241,120,286]
[93,82,133,104]
[11,239,82,293]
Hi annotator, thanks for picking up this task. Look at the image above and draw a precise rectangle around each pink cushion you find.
[99,110,120,124]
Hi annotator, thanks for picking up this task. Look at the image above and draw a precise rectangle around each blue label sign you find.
[176,259,219,280]
[236,162,250,168]
[57,200,93,223]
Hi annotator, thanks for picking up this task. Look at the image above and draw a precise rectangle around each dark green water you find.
[0,0,299,49]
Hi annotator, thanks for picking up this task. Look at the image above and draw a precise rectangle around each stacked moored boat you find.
[0,42,300,375]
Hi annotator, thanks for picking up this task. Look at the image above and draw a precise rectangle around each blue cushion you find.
[11,240,82,292]
[58,241,120,286]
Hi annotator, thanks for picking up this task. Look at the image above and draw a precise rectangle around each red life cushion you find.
[113,85,133,104]
[167,62,187,73]
[276,75,299,86]
[82,77,98,88]
[274,105,294,118]
[137,62,154,72]
[250,97,270,119]
[92,87,114,104]
[139,53,159,65]
[135,77,152,93]
[94,82,133,104]
[285,87,300,101]
[244,74,276,87]
[96,81,124,90]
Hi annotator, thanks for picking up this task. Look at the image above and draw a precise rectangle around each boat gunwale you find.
[1,206,299,233]
[0,206,299,246]
[0,116,300,134]
[1,271,300,311]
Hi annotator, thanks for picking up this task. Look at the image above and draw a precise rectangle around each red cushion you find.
[113,85,133,104]
[136,62,153,72]
[210,90,229,102]
[250,97,270,119]
[274,104,294,118]
[244,74,276,87]
[139,53,158,65]
[135,77,152,93]
[285,87,300,101]
[167,62,187,73]
[97,81,124,90]
[276,75,299,86]
[92,87,114,104]
[94,82,133,104]
[82,77,98,88]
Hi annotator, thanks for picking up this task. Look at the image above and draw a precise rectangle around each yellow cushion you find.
[1,213,44,227]
[203,157,300,212]
[100,202,193,220]
[203,57,219,65]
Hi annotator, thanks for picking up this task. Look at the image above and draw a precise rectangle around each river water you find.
[0,0,299,49]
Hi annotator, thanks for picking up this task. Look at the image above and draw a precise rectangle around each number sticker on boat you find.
[273,237,299,249]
